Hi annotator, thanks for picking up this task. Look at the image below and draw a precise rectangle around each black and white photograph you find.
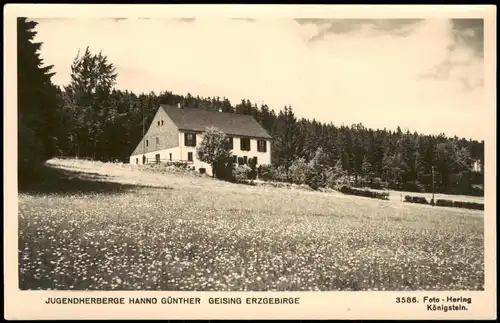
[5,3,496,320]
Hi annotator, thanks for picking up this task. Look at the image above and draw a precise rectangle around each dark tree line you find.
[18,18,484,195]
[18,18,63,180]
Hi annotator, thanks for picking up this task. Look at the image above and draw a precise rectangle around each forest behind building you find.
[18,18,484,196]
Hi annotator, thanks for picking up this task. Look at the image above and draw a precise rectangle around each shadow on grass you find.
[18,164,174,196]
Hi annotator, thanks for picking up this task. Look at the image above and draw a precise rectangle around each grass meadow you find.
[18,159,484,291]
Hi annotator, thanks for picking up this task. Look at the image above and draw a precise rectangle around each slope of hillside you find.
[18,159,484,291]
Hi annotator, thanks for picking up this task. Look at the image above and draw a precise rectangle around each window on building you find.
[161,120,164,126]
[136,158,138,164]
[240,137,251,151]
[243,156,248,164]
[188,152,193,162]
[157,121,160,126]
[155,154,160,163]
[146,139,148,147]
[226,137,234,150]
[185,133,197,147]
[156,137,159,145]
[169,153,172,161]
[253,156,258,165]
[257,140,267,153]
[232,155,237,163]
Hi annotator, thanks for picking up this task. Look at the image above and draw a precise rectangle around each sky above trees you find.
[32,17,486,140]
[16,13,485,196]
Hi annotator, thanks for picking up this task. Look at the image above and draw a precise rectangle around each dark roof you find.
[161,104,272,140]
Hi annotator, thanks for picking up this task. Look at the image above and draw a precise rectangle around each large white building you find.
[129,104,273,176]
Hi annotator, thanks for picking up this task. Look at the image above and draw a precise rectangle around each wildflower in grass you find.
[18,165,484,291]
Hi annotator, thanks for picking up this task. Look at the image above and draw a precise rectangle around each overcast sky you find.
[32,17,486,141]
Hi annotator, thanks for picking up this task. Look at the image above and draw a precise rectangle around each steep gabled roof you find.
[161,104,273,140]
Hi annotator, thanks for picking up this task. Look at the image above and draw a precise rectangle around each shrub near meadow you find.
[339,186,390,200]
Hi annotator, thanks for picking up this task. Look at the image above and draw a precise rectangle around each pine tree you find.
[351,124,365,182]
[333,158,347,185]
[273,106,300,181]
[64,47,117,158]
[305,147,329,189]
[362,156,372,179]
[381,153,393,183]
[17,18,61,181]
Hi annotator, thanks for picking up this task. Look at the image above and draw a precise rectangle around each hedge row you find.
[404,195,429,204]
[435,199,453,207]
[435,199,484,211]
[403,195,484,211]
[338,186,390,200]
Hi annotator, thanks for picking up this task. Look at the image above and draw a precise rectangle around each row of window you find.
[136,152,190,164]
[144,132,268,153]
[157,120,164,127]
[234,155,257,166]
[137,152,257,165]
[184,133,267,152]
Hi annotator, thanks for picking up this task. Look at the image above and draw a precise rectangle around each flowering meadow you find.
[18,160,484,291]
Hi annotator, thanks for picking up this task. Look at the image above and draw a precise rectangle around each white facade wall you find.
[130,130,272,177]
[129,147,180,165]
[231,136,272,165]
[178,131,213,174]
[178,131,272,176]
